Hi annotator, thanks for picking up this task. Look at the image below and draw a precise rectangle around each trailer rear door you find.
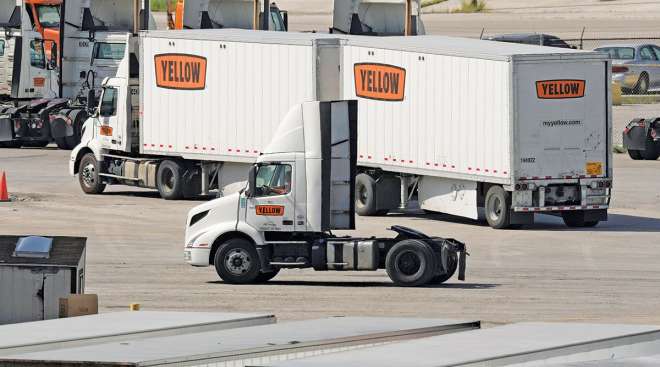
[515,59,609,180]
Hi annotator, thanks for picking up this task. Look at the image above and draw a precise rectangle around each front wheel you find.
[385,239,436,287]
[79,153,106,194]
[562,211,599,228]
[485,186,512,229]
[213,238,261,284]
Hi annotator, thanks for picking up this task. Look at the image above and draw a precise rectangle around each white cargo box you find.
[139,30,610,186]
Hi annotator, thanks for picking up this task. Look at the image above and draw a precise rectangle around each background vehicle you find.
[331,0,425,35]
[485,33,574,49]
[0,0,154,149]
[184,99,467,287]
[594,44,660,95]
[623,117,660,160]
[166,0,288,31]
[71,30,612,229]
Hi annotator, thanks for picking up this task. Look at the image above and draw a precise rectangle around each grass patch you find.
[452,0,487,13]
[421,0,449,7]
[621,95,660,105]
[151,0,168,12]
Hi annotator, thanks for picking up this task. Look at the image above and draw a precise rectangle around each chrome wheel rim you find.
[225,249,251,275]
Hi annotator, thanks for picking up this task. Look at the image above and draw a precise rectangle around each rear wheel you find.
[641,136,660,160]
[429,251,458,284]
[485,186,512,229]
[562,211,599,228]
[355,173,378,216]
[79,153,106,194]
[157,160,184,200]
[385,239,436,287]
[213,238,261,284]
[628,149,643,160]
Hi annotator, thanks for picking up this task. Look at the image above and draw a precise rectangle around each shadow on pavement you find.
[207,280,500,289]
[102,191,212,201]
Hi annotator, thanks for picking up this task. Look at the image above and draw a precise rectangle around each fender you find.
[189,221,266,267]
[69,119,105,175]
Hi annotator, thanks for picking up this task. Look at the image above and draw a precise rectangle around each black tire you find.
[157,160,184,200]
[54,136,70,150]
[355,173,378,216]
[641,136,660,160]
[485,185,512,229]
[385,239,436,287]
[429,251,458,284]
[213,238,261,284]
[66,109,87,149]
[255,269,280,283]
[628,149,643,160]
[78,153,106,194]
[562,211,599,228]
[634,73,649,95]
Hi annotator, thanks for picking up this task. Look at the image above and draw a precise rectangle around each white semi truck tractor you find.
[184,100,467,286]
[167,0,288,31]
[0,0,154,149]
[331,0,425,36]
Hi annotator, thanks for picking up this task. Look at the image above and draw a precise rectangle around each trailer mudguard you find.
[189,222,266,267]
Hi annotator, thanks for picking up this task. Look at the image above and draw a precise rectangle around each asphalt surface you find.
[1,119,660,324]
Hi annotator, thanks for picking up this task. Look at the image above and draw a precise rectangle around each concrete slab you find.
[261,322,660,367]
[0,311,275,355]
[1,317,479,366]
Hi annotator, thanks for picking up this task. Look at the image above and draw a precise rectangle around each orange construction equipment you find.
[0,171,9,202]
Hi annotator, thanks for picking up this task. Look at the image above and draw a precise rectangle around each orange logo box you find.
[256,205,285,216]
[99,126,113,136]
[33,77,45,87]
[154,53,207,90]
[536,80,585,99]
[354,63,406,101]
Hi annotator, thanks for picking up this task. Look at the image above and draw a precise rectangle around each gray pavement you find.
[1,135,659,325]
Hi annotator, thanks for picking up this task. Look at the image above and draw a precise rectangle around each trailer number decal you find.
[586,162,603,176]
[256,205,285,216]
[354,63,406,101]
[154,54,207,90]
[536,80,585,99]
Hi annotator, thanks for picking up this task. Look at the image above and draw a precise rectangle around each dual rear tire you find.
[385,239,457,287]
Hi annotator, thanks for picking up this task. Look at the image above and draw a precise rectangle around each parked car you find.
[594,44,660,94]
[485,33,575,49]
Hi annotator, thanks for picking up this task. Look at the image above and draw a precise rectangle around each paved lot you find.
[1,136,659,324]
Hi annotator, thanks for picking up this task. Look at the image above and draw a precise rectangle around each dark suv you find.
[485,33,575,49]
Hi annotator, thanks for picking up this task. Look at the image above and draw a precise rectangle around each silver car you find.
[594,44,660,94]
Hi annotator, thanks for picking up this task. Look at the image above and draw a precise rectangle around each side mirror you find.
[246,165,257,197]
[281,10,288,31]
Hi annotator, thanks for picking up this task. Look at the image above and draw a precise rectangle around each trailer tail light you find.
[612,65,629,73]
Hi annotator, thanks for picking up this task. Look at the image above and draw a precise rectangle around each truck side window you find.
[99,88,118,117]
[30,40,46,69]
[0,40,4,57]
[254,164,292,197]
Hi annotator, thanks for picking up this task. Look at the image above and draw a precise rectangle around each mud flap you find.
[50,117,74,139]
[0,116,14,142]
[440,239,468,281]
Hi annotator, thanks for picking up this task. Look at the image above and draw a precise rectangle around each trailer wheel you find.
[79,153,106,194]
[641,137,660,160]
[429,252,458,284]
[213,238,261,284]
[255,269,280,283]
[562,211,599,228]
[628,149,643,160]
[386,239,436,287]
[157,160,184,200]
[485,186,512,229]
[356,173,378,216]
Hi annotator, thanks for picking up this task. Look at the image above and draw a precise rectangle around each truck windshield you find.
[30,40,46,69]
[36,5,60,28]
[93,43,126,60]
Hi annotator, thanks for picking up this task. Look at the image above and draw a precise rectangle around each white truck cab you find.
[185,100,467,287]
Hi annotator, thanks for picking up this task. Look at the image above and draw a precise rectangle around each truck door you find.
[13,31,55,99]
[245,162,296,232]
[95,80,127,151]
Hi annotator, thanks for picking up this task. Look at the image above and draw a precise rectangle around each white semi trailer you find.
[70,30,612,229]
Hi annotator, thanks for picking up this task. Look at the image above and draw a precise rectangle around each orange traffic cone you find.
[0,171,9,202]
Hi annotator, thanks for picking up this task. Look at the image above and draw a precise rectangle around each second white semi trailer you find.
[70,30,612,229]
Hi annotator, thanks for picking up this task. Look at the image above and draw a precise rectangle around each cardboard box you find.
[59,294,98,318]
